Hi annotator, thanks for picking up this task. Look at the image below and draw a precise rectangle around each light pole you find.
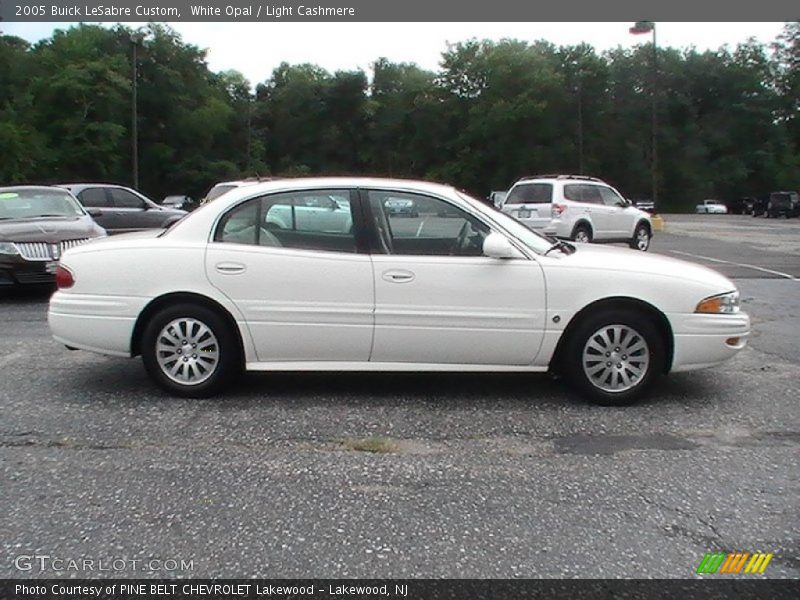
[130,32,144,190]
[629,21,658,208]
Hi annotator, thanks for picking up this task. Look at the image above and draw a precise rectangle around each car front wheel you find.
[629,223,651,251]
[563,309,664,406]
[141,303,239,397]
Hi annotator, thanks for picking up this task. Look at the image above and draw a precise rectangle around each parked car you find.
[162,195,198,212]
[633,199,655,214]
[57,184,186,234]
[0,186,105,286]
[765,191,799,218]
[752,196,768,217]
[49,177,749,406]
[726,197,755,215]
[499,174,653,251]
[384,197,418,217]
[695,200,728,214]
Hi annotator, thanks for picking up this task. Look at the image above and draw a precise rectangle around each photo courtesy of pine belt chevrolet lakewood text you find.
[47,178,750,406]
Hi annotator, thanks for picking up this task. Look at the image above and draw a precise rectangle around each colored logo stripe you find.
[697,552,773,574]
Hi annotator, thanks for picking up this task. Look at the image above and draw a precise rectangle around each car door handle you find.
[215,262,246,274]
[382,269,415,283]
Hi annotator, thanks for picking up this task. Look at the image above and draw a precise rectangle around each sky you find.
[1,22,788,85]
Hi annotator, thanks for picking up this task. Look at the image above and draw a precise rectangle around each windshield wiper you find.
[543,239,575,256]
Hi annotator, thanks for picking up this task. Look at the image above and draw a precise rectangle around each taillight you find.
[552,203,567,217]
[55,265,75,289]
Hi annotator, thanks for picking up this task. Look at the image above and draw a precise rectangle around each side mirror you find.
[86,208,102,217]
[483,232,524,259]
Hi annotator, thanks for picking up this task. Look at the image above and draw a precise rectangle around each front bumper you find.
[0,256,58,286]
[669,312,750,372]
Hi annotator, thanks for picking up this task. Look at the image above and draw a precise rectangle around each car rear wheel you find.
[571,224,592,244]
[141,303,239,397]
[629,222,651,251]
[562,309,664,406]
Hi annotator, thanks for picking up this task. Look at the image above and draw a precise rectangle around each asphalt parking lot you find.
[1,214,798,579]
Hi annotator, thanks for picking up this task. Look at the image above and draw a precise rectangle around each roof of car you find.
[215,177,457,198]
[0,185,72,193]
[516,174,605,183]
[57,183,131,192]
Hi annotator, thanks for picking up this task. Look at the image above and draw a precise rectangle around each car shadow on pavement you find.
[0,285,53,303]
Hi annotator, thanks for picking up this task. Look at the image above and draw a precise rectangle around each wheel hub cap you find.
[582,324,650,393]
[156,318,219,385]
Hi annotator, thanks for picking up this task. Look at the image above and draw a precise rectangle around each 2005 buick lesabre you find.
[48,178,750,405]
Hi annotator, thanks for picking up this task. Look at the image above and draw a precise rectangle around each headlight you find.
[0,242,19,255]
[695,291,740,314]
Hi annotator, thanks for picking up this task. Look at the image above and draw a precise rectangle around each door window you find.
[78,188,109,208]
[367,191,489,256]
[215,191,356,253]
[110,188,146,209]
[564,184,603,204]
[598,186,625,207]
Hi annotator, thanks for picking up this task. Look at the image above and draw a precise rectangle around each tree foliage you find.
[0,22,798,209]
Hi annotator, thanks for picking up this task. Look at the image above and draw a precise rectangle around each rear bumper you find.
[48,292,146,357]
[669,312,750,372]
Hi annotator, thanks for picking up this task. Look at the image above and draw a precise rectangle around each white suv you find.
[501,174,653,251]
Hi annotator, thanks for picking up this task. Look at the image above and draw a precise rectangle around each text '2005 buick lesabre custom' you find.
[48,178,749,405]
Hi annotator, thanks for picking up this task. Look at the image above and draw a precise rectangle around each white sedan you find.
[49,178,749,405]
[695,200,729,214]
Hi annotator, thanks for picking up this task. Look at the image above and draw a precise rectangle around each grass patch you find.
[339,436,397,454]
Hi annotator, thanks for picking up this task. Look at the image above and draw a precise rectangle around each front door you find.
[364,189,547,366]
[206,189,374,363]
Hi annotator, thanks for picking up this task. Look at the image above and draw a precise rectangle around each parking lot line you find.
[667,250,799,282]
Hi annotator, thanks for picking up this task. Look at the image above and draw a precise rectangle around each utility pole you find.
[629,21,658,208]
[130,33,143,189]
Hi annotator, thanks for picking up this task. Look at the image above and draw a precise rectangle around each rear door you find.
[502,183,553,230]
[76,187,114,231]
[206,189,374,363]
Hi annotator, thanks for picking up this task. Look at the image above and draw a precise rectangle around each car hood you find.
[553,244,735,290]
[0,216,104,242]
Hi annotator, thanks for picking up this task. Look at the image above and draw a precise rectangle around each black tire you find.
[629,222,651,251]
[571,224,592,244]
[561,309,665,406]
[141,303,240,397]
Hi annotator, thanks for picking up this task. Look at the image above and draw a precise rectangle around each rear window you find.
[505,183,553,204]
[206,184,237,202]
[770,192,796,205]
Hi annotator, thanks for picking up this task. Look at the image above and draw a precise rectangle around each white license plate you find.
[45,261,58,274]
[517,209,531,219]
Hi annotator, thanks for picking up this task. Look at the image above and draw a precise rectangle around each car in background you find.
[0,186,105,286]
[500,174,653,251]
[58,184,186,234]
[384,197,418,217]
[49,177,749,406]
[633,199,655,213]
[695,200,728,214]
[162,195,198,212]
[726,197,755,215]
[766,191,799,218]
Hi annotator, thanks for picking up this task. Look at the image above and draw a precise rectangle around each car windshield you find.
[456,191,553,254]
[0,189,85,220]
[206,184,237,202]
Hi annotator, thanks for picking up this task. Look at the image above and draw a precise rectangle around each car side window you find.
[598,186,625,207]
[367,191,489,257]
[215,191,356,253]
[78,188,109,208]
[110,188,146,209]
